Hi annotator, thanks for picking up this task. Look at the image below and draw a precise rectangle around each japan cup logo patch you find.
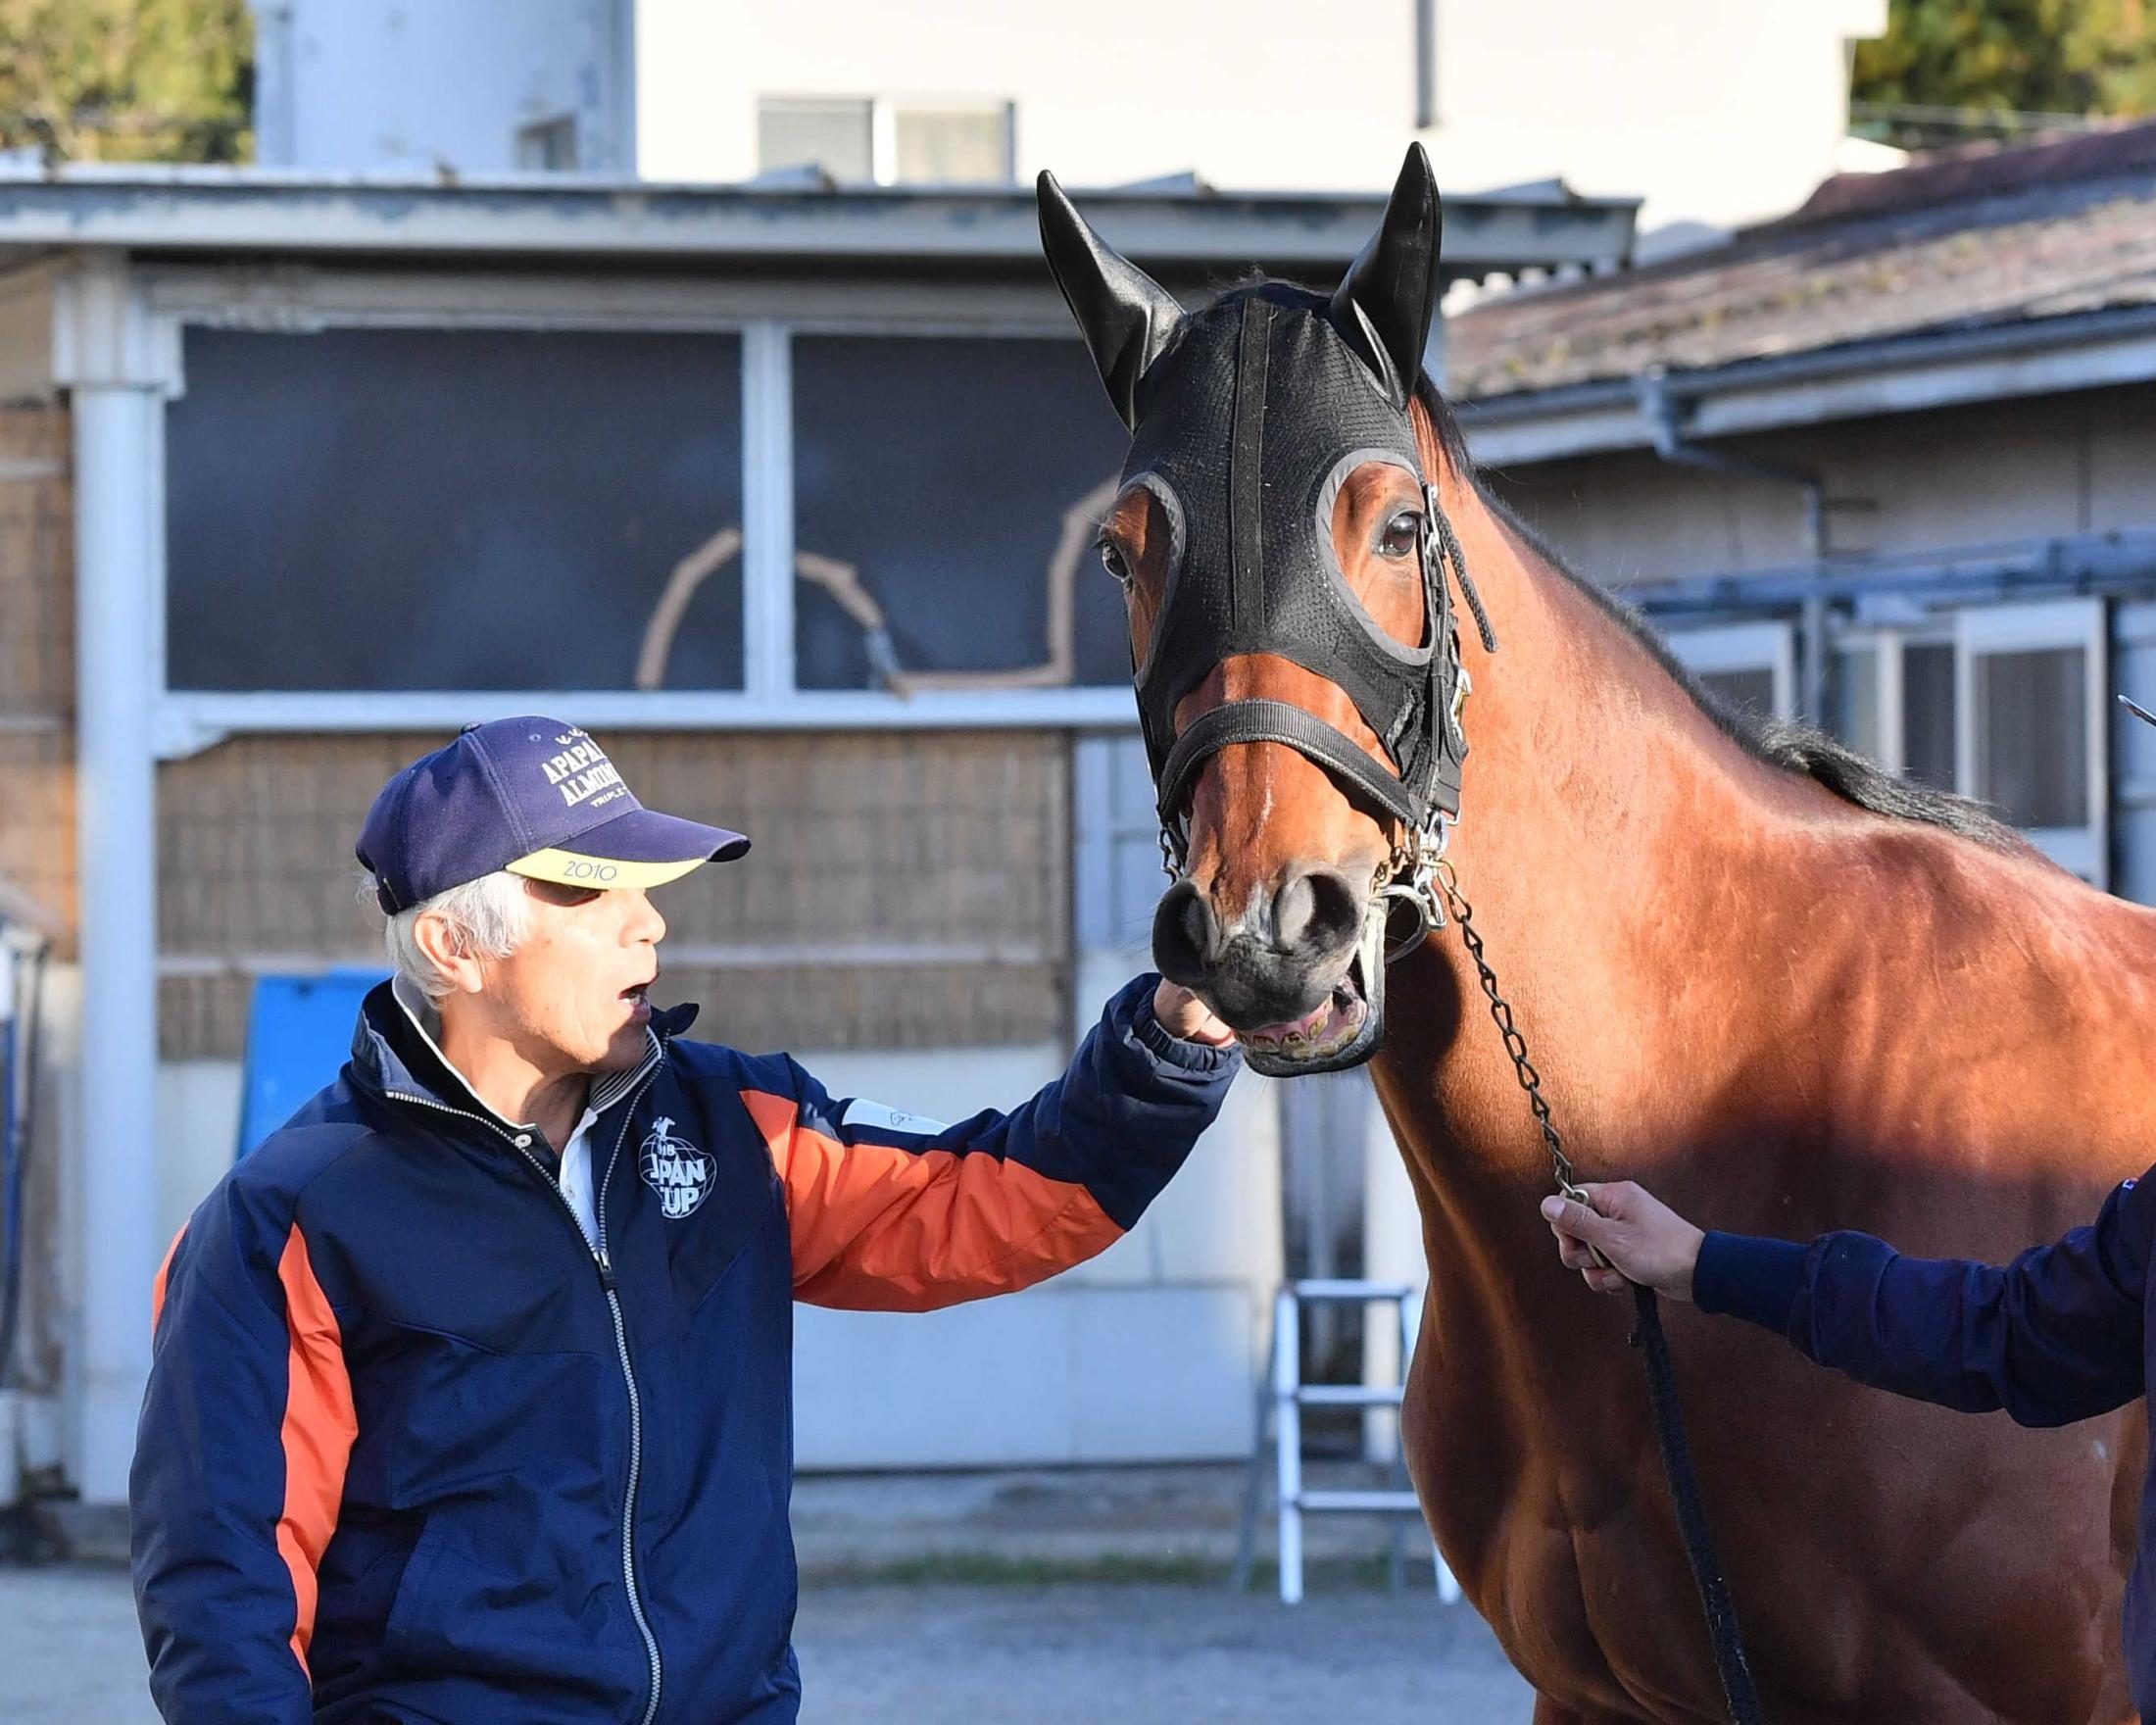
[638,1116,713,1220]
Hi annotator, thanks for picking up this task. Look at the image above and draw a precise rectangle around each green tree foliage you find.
[1854,0,2156,121]
[0,0,252,163]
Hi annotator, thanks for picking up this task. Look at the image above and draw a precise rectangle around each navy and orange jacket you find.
[131,973,1237,1724]
[1696,1173,2156,1716]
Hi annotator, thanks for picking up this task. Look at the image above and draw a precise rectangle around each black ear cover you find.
[1037,170,1188,430]
[1329,144,1445,407]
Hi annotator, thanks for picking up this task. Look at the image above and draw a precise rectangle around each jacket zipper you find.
[384,1056,666,1725]
[594,1073,665,1725]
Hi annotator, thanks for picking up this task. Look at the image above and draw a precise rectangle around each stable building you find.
[1450,122,2156,897]
[0,164,1638,1506]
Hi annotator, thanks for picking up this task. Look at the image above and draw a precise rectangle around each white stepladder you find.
[1234,1278,1461,1604]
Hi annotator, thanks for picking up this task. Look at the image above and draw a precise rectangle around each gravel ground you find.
[794,1581,1534,1724]
[1,1564,1534,1724]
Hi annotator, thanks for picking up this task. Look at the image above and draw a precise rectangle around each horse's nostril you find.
[1274,874,1317,947]
[1152,879,1219,985]
[1181,893,1211,956]
[1273,867,1361,958]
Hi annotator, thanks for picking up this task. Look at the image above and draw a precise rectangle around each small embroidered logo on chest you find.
[638,1116,713,1220]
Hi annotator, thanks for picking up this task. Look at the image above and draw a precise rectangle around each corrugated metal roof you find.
[1450,120,2156,403]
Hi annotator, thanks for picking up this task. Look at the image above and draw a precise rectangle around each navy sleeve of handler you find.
[1694,1173,2155,1427]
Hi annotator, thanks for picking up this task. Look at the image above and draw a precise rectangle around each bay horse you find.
[1040,146,2151,1723]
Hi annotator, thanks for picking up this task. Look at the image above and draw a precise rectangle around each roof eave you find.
[0,171,1639,279]
[1456,303,2156,466]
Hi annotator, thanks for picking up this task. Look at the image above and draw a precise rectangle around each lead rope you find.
[1433,857,1766,1725]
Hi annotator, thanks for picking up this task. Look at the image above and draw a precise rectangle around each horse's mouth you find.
[1235,910,1387,1077]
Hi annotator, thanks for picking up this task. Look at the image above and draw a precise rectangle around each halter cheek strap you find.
[1153,468,1490,923]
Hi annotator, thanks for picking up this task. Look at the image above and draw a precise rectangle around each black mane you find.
[1409,376,2017,851]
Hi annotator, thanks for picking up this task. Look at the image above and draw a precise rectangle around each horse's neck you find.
[1374,472,1822,1215]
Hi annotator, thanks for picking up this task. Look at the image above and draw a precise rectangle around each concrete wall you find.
[1485,385,2156,592]
[637,0,1884,235]
[794,961,1281,1467]
[253,0,636,174]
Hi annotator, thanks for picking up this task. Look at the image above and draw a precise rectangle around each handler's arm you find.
[1544,1176,2153,1427]
[752,974,1240,1310]
[131,1181,354,1724]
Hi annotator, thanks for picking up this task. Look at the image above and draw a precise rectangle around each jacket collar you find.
[349,976,698,1133]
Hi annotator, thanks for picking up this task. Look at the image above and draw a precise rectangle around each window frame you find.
[1829,621,1956,779]
[1954,597,2109,885]
[1664,620,1797,719]
[757,93,1016,186]
[143,275,1142,760]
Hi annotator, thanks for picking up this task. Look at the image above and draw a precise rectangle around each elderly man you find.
[131,716,1240,1725]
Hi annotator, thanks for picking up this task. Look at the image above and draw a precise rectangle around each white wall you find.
[794,953,1282,1468]
[637,0,1886,235]
[252,0,636,174]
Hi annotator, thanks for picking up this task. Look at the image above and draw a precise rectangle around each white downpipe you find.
[66,267,165,1505]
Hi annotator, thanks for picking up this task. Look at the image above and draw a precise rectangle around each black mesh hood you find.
[1121,284,1455,836]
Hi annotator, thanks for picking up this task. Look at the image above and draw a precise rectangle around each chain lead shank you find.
[1432,855,1765,1725]
[1432,858,1586,1201]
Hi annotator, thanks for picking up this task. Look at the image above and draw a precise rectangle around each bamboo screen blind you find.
[0,403,74,949]
[157,729,1071,1060]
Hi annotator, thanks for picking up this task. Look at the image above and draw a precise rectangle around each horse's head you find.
[1040,147,1465,1077]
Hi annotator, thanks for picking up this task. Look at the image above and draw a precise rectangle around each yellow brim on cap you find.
[504,848,711,891]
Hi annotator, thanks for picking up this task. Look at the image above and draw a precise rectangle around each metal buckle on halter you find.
[1376,809,1452,961]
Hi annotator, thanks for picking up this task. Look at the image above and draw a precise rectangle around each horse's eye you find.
[1377,511,1421,561]
[1098,539,1133,585]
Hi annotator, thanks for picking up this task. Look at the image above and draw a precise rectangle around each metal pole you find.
[64,263,165,1504]
[1274,1286,1302,1603]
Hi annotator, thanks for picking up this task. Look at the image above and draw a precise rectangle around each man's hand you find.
[1541,1181,1706,1301]
[1152,980,1238,1048]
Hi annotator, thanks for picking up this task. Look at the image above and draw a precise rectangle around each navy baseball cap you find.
[358,717,749,914]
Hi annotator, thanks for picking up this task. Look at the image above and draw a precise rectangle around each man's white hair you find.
[375,870,531,1003]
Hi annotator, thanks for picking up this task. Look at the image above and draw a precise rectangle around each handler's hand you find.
[1540,1181,1705,1302]
[1152,980,1238,1048]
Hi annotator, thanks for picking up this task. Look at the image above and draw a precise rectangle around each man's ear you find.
[412,910,486,998]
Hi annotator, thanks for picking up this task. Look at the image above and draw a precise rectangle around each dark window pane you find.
[167,327,744,692]
[1830,645,1881,758]
[1975,647,2087,827]
[792,335,1132,691]
[1903,642,1956,792]
[1699,667,1775,720]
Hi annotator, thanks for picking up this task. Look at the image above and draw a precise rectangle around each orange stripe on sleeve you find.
[273,1224,357,1678]
[150,1227,186,1334]
[743,1089,1123,1311]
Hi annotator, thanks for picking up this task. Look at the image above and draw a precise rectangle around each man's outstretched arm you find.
[746,976,1240,1311]
[1541,1174,2153,1428]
